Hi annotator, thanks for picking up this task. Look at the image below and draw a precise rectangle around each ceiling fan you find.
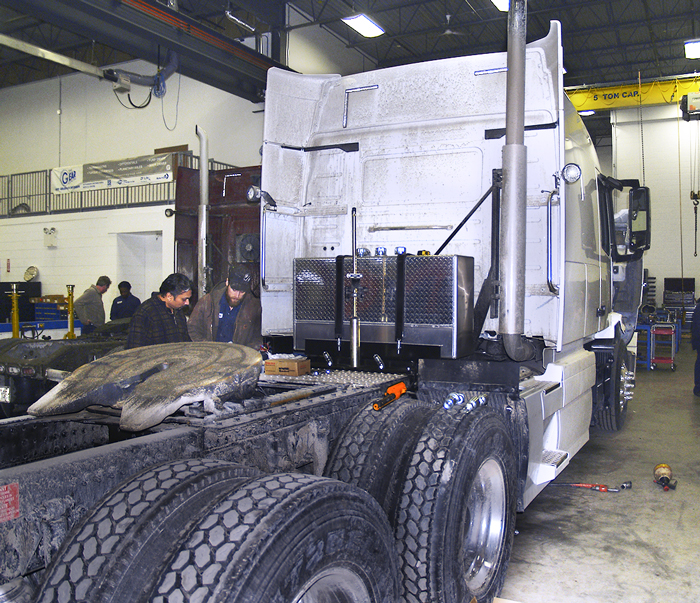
[439,14,466,37]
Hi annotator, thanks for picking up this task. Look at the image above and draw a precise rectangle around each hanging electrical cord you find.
[161,71,181,131]
[693,196,698,258]
[105,49,179,108]
[676,100,690,273]
[691,116,700,257]
[129,89,152,108]
[112,89,133,109]
[638,72,646,187]
[112,87,152,109]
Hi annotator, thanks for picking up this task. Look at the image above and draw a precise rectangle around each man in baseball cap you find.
[188,263,262,350]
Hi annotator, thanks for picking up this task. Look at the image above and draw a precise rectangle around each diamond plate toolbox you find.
[294,255,474,358]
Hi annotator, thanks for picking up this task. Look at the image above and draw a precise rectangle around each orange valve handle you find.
[386,381,407,399]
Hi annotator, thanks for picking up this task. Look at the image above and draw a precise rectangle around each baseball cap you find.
[227,265,252,291]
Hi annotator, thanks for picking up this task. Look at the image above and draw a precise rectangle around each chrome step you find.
[542,449,568,468]
[532,449,570,485]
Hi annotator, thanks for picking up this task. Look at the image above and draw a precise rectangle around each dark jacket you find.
[126,294,191,349]
[692,300,700,351]
[188,282,262,350]
[110,293,141,320]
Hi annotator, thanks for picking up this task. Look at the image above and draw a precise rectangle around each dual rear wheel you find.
[36,459,400,603]
[325,399,518,603]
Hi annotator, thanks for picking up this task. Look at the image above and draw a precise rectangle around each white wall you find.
[596,140,613,175]
[286,5,377,75]
[0,59,264,175]
[116,232,164,302]
[612,103,698,305]
[0,206,173,308]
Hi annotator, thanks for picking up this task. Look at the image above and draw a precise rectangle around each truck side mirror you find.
[628,187,650,251]
[598,176,651,262]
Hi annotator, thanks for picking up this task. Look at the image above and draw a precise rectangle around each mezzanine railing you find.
[0,153,235,218]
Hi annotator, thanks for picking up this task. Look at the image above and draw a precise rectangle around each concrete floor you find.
[500,341,700,603]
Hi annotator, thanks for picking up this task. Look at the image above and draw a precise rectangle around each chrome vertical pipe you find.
[350,208,360,367]
[499,0,532,361]
[196,125,209,300]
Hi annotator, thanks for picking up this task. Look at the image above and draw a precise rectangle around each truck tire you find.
[151,473,401,603]
[35,459,260,603]
[324,398,437,525]
[396,406,517,603]
[596,339,630,431]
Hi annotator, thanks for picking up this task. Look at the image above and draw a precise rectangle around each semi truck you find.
[0,5,649,603]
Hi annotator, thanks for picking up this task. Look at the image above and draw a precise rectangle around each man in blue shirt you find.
[188,264,262,351]
[110,281,141,320]
[216,285,243,342]
[692,298,700,396]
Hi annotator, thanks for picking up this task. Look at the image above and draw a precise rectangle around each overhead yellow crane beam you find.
[566,75,700,112]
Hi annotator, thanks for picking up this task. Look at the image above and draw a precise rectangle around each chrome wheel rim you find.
[462,457,507,591]
[619,360,632,414]
[292,567,371,603]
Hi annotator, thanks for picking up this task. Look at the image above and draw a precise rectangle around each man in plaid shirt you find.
[126,274,192,349]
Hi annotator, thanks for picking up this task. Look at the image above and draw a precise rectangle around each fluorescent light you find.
[225,10,255,33]
[578,110,596,116]
[685,39,700,59]
[490,0,510,11]
[342,14,384,38]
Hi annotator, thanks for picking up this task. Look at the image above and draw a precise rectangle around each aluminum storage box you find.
[294,255,474,359]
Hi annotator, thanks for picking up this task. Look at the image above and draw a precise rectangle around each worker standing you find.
[110,281,141,320]
[74,275,111,335]
[188,264,262,351]
[692,298,700,396]
[126,274,192,349]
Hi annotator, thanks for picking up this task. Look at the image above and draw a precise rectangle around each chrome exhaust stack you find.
[349,207,361,368]
[499,0,533,362]
[195,125,209,299]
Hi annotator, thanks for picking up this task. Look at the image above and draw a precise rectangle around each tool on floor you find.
[607,481,632,493]
[550,481,632,493]
[653,463,677,491]
[568,483,610,492]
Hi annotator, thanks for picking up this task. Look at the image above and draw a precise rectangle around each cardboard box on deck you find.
[264,357,311,376]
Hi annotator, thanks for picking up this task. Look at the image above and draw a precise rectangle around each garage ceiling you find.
[0,0,699,140]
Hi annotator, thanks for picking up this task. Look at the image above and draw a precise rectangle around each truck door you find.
[560,105,607,345]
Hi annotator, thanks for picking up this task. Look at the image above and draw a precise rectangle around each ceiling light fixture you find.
[342,14,384,38]
[685,39,700,59]
[225,9,255,33]
[490,0,510,12]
